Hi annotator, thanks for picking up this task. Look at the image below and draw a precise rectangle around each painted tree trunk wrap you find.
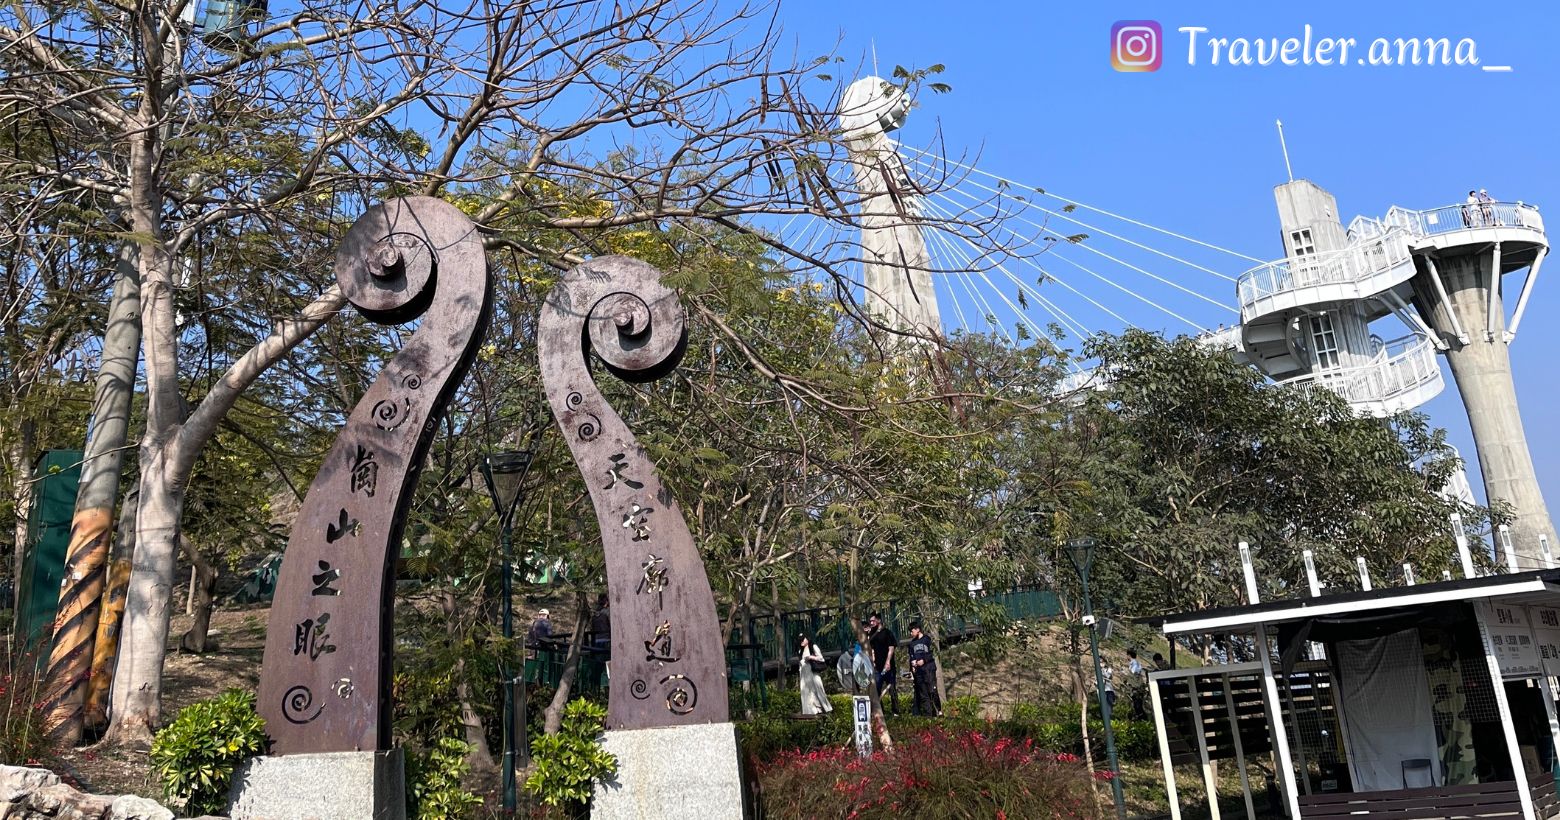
[537,255,729,730]
[257,197,491,753]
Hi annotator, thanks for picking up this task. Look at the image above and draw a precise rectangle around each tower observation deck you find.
[1239,180,1553,564]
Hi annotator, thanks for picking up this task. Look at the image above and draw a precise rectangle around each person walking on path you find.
[1101,660,1117,714]
[1127,648,1149,719]
[798,635,833,715]
[907,622,941,717]
[867,613,900,716]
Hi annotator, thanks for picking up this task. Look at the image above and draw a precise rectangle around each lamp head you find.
[1065,536,1097,579]
[483,450,533,520]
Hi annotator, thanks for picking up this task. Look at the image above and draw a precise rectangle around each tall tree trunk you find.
[1073,630,1102,811]
[770,581,786,692]
[177,543,217,654]
[43,243,140,742]
[542,593,590,736]
[107,456,181,745]
[102,60,171,742]
[85,487,136,730]
[8,418,34,611]
[441,589,497,775]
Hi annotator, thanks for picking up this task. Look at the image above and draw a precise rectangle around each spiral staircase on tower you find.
[1235,200,1546,418]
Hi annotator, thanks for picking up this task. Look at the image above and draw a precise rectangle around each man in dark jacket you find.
[867,612,899,715]
[526,608,553,649]
[907,622,941,717]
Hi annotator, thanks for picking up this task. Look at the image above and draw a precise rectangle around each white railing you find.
[1196,325,1242,352]
[1370,201,1544,238]
[1282,333,1441,408]
[1407,201,1543,236]
[1237,229,1412,310]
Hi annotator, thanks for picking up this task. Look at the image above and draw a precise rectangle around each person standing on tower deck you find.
[1464,190,1481,227]
[907,622,941,717]
[1479,188,1497,225]
[867,612,900,716]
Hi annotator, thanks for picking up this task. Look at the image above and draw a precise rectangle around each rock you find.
[0,765,174,820]
[108,796,173,820]
[26,783,112,819]
[0,767,59,803]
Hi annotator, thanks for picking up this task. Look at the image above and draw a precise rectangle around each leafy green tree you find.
[1025,331,1486,628]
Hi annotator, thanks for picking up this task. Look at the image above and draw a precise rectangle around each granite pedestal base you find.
[227,749,405,820]
[591,723,744,819]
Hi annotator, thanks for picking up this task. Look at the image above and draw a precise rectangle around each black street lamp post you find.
[1066,537,1127,820]
[483,450,534,814]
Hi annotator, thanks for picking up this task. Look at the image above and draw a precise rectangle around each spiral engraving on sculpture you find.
[371,397,410,431]
[538,255,725,731]
[257,196,493,755]
[282,685,323,725]
[565,391,602,441]
[662,675,697,715]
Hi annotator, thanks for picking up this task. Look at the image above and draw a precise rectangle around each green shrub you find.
[392,666,482,818]
[524,699,617,815]
[406,735,482,820]
[1008,702,1045,723]
[150,689,269,816]
[1110,719,1158,761]
[944,694,982,720]
[737,694,854,762]
[1031,719,1082,753]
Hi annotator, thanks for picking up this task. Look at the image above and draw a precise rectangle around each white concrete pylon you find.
[839,77,940,339]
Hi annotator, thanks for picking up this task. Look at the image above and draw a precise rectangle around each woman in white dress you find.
[798,635,833,715]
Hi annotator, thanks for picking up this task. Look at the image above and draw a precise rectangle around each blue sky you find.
[774,0,1560,525]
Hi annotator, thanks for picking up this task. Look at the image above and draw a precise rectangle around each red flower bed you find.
[755,727,1102,819]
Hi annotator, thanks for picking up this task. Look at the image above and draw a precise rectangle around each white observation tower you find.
[1239,180,1554,564]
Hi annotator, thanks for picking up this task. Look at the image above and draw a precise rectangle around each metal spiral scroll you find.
[537,256,729,730]
[257,197,491,754]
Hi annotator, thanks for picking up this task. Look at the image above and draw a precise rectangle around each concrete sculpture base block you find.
[228,749,405,820]
[591,723,744,819]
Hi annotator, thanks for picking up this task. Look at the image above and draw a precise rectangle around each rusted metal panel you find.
[257,197,491,753]
[537,255,729,730]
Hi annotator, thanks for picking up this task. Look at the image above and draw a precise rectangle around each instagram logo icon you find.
[1111,20,1162,72]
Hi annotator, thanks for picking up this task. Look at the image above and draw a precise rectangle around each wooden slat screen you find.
[1297,781,1523,820]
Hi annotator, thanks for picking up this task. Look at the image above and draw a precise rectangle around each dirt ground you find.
[56,606,269,800]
